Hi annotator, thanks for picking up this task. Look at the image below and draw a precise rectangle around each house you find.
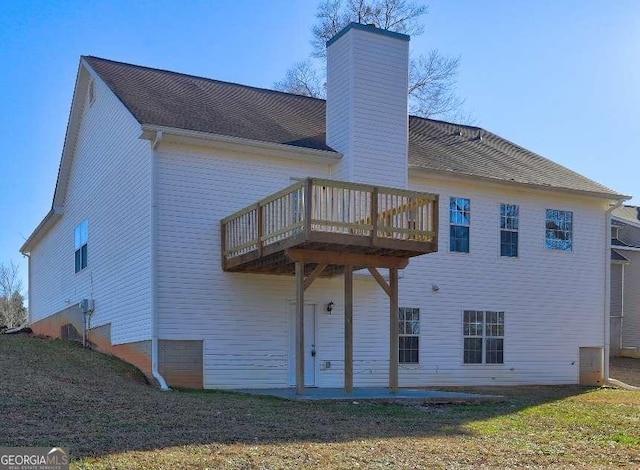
[610,205,640,358]
[20,23,628,392]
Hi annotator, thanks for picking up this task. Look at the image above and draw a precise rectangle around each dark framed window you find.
[500,203,519,257]
[74,220,88,273]
[463,310,504,364]
[398,307,420,364]
[545,209,573,251]
[450,197,470,253]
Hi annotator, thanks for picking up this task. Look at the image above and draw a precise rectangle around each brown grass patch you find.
[0,334,638,469]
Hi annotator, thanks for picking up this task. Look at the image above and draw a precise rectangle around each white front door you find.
[288,303,316,386]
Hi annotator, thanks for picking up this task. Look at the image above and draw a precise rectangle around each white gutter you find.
[150,131,169,391]
[604,198,629,381]
[139,124,342,163]
[611,245,640,252]
[620,264,625,351]
[23,253,32,325]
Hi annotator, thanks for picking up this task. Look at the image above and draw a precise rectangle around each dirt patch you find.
[610,356,640,387]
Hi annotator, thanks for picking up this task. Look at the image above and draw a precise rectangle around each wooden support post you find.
[344,265,353,394]
[389,267,399,393]
[295,261,305,395]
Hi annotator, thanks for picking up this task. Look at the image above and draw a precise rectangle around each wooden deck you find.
[221,178,439,276]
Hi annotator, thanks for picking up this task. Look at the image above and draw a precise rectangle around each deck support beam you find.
[344,265,353,394]
[295,261,305,395]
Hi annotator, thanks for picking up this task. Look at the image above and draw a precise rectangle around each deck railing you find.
[221,178,439,261]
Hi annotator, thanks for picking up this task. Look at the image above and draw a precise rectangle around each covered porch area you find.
[221,178,439,394]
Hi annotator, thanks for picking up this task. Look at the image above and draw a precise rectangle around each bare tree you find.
[276,0,466,120]
[310,0,426,59]
[273,60,324,98]
[0,261,27,328]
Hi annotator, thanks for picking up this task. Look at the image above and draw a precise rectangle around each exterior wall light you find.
[326,301,335,314]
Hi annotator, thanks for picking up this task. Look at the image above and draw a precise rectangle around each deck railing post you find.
[432,197,439,250]
[304,178,313,237]
[256,202,263,257]
[371,187,379,245]
[220,220,227,270]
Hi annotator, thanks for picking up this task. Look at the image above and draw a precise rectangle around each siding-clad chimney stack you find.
[326,23,410,188]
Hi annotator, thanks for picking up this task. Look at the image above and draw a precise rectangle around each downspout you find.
[620,263,625,350]
[151,131,169,391]
[604,198,626,381]
[23,252,32,325]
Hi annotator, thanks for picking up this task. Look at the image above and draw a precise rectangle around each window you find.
[500,204,519,257]
[74,220,88,273]
[545,209,573,251]
[398,307,419,364]
[450,197,470,252]
[463,310,504,364]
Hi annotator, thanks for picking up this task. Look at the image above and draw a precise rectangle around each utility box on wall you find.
[579,347,604,386]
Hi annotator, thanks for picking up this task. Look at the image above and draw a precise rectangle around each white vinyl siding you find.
[29,71,153,344]
[620,250,640,348]
[153,141,608,388]
[327,26,409,188]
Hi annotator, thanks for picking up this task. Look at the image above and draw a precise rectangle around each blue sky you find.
[1,1,639,290]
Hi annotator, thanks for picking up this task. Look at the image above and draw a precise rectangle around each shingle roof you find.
[612,205,640,226]
[84,56,622,198]
[611,249,630,263]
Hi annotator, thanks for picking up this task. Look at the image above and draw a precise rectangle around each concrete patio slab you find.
[235,387,505,404]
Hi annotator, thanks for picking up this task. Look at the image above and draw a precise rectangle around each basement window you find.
[398,307,419,364]
[74,219,88,273]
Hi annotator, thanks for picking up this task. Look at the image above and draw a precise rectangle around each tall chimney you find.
[326,23,410,188]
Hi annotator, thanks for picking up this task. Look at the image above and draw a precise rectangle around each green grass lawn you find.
[0,334,638,469]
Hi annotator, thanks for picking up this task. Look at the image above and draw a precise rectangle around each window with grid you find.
[450,197,470,253]
[398,307,419,364]
[500,204,519,257]
[74,220,88,273]
[545,209,573,251]
[463,310,504,364]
